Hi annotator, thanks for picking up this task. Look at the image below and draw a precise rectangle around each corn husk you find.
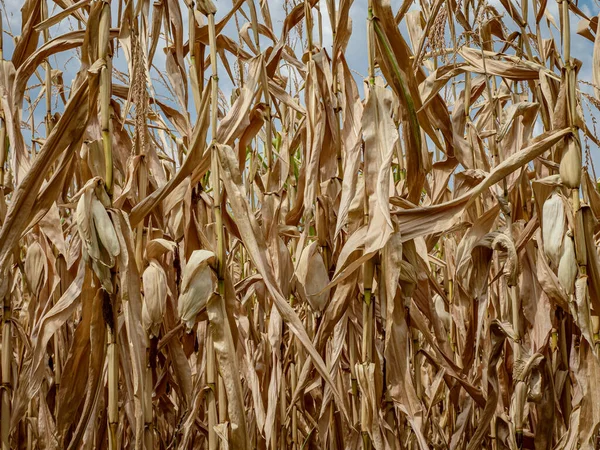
[294,241,329,314]
[91,197,120,259]
[542,192,565,267]
[433,294,452,332]
[558,232,577,295]
[142,260,168,338]
[492,232,519,286]
[24,241,46,296]
[75,185,120,292]
[559,137,582,189]
[177,250,216,329]
[76,190,100,261]
[574,276,595,351]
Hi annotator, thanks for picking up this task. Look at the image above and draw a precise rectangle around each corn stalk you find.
[98,2,118,448]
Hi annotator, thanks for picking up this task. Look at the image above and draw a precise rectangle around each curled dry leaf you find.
[145,238,177,261]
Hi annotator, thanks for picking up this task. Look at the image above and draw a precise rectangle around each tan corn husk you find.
[559,136,582,189]
[294,241,330,315]
[24,241,46,297]
[558,232,577,296]
[142,260,168,338]
[177,250,216,329]
[542,192,565,267]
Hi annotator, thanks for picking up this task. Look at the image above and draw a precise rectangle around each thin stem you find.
[1,304,11,450]
[203,2,225,447]
[99,3,118,449]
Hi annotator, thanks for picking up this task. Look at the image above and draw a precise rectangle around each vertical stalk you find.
[360,5,375,449]
[593,317,600,353]
[144,346,154,450]
[560,0,585,429]
[349,324,358,425]
[105,290,118,450]
[135,159,146,273]
[290,361,298,450]
[0,112,5,187]
[26,402,32,450]
[0,11,8,449]
[360,263,374,450]
[329,0,343,181]
[98,3,118,449]
[40,0,53,141]
[304,0,313,53]
[206,333,218,450]
[479,21,526,444]
[1,298,11,450]
[189,2,201,113]
[100,2,114,196]
[0,11,5,188]
[218,375,227,424]
[52,256,62,413]
[279,362,287,450]
[200,1,224,447]
[465,32,485,218]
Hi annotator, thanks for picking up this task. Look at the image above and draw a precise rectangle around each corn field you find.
[1,0,600,447]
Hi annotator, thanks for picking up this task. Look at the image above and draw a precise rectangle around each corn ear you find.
[24,241,46,296]
[178,250,216,329]
[558,232,577,295]
[542,192,565,267]
[559,137,582,189]
[295,241,329,314]
[91,197,120,260]
[142,261,168,338]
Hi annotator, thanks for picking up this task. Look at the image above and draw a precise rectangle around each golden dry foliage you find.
[1,0,600,448]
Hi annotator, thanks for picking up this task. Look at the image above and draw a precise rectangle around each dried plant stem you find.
[1,299,11,450]
[189,3,201,113]
[144,347,154,450]
[135,159,147,273]
[98,3,118,449]
[561,0,587,431]
[52,287,61,392]
[361,261,374,450]
[42,0,53,137]
[349,323,359,425]
[100,6,114,195]
[106,292,119,450]
[279,362,287,450]
[218,374,227,422]
[0,12,8,450]
[206,333,218,450]
[0,112,6,187]
[329,0,343,180]
[305,0,313,53]
[559,311,571,419]
[204,2,225,447]
[360,3,376,448]
[0,7,7,187]
[26,402,32,450]
[291,361,298,450]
